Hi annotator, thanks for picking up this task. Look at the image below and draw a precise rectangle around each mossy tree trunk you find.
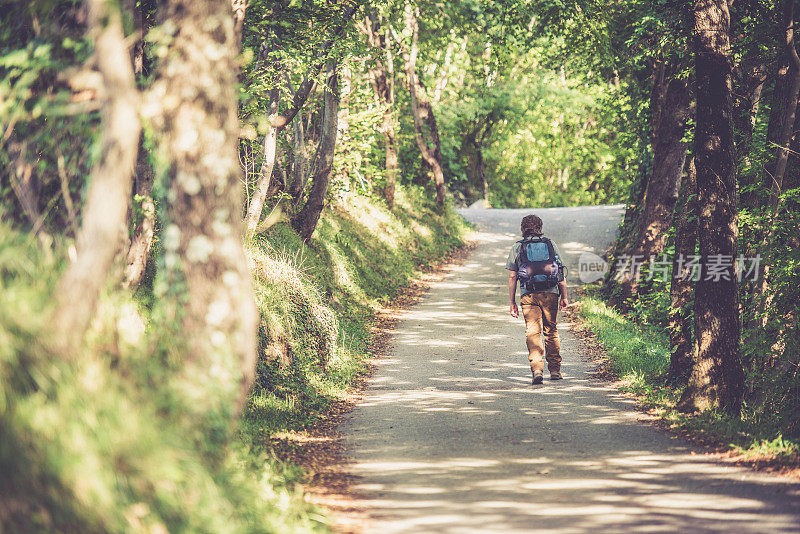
[620,76,690,302]
[292,61,340,242]
[153,0,258,414]
[679,0,744,414]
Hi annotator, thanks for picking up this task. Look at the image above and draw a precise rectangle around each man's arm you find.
[551,241,569,309]
[558,280,569,309]
[508,270,519,318]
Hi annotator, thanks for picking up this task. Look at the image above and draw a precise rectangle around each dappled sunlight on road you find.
[345,440,798,533]
[340,206,800,533]
[346,449,795,533]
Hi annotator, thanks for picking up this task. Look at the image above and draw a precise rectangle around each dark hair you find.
[521,214,543,237]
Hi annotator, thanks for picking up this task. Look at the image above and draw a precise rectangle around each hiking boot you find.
[550,372,563,380]
[532,372,544,385]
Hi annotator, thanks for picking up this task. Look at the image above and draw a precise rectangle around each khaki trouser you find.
[520,292,561,375]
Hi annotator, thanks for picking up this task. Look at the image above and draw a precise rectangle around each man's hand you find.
[510,302,519,318]
[557,281,569,309]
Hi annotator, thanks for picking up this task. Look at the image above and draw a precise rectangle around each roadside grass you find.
[241,186,469,442]
[575,289,800,465]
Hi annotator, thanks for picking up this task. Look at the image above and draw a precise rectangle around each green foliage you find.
[0,2,98,235]
[330,77,386,197]
[423,0,667,208]
[739,198,800,437]
[481,66,622,208]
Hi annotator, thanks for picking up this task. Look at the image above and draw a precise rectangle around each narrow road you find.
[339,206,800,533]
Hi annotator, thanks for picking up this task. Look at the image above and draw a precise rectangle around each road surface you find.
[339,206,800,533]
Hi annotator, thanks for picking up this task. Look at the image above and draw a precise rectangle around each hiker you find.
[506,215,568,384]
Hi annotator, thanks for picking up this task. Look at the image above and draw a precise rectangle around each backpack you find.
[517,236,562,292]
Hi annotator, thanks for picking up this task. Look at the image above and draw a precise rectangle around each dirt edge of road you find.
[564,288,800,480]
[270,239,478,534]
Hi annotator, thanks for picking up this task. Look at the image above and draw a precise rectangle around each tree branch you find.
[270,1,359,128]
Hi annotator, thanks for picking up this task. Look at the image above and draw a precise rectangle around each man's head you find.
[521,214,543,237]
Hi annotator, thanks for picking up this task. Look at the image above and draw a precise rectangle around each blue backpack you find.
[517,236,562,292]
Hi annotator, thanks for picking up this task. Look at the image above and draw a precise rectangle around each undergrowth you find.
[576,289,800,464]
[0,226,326,532]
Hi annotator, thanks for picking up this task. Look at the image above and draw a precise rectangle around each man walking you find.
[506,215,568,384]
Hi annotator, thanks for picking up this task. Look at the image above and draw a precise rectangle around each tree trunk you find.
[383,111,399,208]
[123,141,155,290]
[364,10,399,209]
[288,109,309,199]
[760,0,800,212]
[621,168,650,238]
[605,165,649,293]
[649,60,668,147]
[122,1,155,292]
[669,157,698,381]
[433,38,458,102]
[402,2,446,205]
[8,141,42,232]
[419,76,447,205]
[244,86,280,236]
[785,106,800,212]
[460,138,479,203]
[464,135,490,204]
[678,0,744,414]
[477,144,488,202]
[155,0,258,415]
[52,0,141,356]
[124,0,148,77]
[753,0,800,310]
[293,61,340,242]
[55,148,79,236]
[620,76,690,301]
[232,0,246,48]
[733,61,766,168]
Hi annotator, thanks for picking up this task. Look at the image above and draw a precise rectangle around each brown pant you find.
[521,292,561,375]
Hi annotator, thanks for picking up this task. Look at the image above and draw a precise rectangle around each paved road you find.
[339,206,800,533]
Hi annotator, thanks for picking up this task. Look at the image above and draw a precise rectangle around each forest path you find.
[338,206,800,533]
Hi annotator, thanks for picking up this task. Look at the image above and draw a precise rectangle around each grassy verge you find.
[574,288,800,466]
[242,186,469,443]
[0,229,329,533]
